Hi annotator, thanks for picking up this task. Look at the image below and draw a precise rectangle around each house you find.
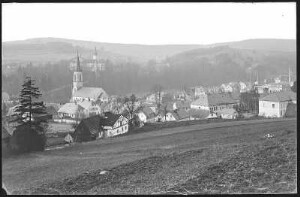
[73,115,104,142]
[194,86,206,98]
[137,106,157,123]
[221,84,233,93]
[164,109,190,122]
[77,100,101,117]
[57,102,85,123]
[229,92,240,104]
[173,101,191,111]
[102,112,129,138]
[239,82,247,93]
[258,91,296,118]
[191,93,237,112]
[64,133,73,143]
[216,108,238,119]
[164,111,178,121]
[188,109,210,120]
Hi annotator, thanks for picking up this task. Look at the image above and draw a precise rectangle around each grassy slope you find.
[2,119,297,194]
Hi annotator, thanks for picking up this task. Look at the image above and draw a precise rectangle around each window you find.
[272,104,275,108]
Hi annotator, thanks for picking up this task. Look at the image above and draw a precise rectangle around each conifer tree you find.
[10,76,48,152]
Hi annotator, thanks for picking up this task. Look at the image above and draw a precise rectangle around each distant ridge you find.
[2,37,296,64]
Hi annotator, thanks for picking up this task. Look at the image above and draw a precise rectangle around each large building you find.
[258,91,296,118]
[71,52,108,103]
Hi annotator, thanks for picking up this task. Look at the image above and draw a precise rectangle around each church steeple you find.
[72,50,83,101]
[76,50,82,72]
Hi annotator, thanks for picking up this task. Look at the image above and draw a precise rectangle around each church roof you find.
[73,87,108,101]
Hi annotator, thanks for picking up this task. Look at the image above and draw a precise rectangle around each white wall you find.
[259,101,280,117]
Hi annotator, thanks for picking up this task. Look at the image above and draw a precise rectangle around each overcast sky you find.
[2,3,296,45]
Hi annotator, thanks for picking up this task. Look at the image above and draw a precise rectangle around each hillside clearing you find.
[2,118,297,194]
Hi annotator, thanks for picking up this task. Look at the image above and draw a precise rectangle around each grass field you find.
[2,118,297,194]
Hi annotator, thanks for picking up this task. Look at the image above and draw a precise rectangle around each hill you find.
[2,38,296,64]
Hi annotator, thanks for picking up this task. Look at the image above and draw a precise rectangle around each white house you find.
[103,113,129,137]
[191,93,237,112]
[258,91,296,118]
[57,102,85,120]
[137,107,156,123]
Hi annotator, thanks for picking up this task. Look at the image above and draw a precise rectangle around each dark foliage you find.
[10,125,46,153]
[239,90,259,113]
[9,76,48,153]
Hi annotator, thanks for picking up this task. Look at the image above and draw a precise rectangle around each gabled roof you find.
[208,94,237,105]
[260,91,296,102]
[103,112,123,126]
[73,87,108,100]
[175,101,191,109]
[229,92,240,101]
[140,107,156,119]
[188,109,210,119]
[58,103,84,114]
[78,115,103,135]
[176,109,190,119]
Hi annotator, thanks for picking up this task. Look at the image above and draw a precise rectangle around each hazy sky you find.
[2,3,296,45]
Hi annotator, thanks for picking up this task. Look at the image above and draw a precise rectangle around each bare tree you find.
[123,94,142,120]
[152,84,163,112]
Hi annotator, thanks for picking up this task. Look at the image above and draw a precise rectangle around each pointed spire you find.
[76,50,81,72]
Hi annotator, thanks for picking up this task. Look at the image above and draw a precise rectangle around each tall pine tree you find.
[10,76,48,152]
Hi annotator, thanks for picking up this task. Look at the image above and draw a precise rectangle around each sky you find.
[2,2,296,45]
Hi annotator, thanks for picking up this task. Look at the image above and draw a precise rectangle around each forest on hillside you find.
[2,46,296,103]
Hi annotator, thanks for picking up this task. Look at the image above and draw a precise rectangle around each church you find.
[57,52,109,122]
[71,52,109,103]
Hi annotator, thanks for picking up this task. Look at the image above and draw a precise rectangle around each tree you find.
[239,90,259,114]
[291,81,297,93]
[153,84,163,112]
[10,76,48,153]
[123,94,142,129]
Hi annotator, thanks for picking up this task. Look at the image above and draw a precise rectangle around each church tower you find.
[72,51,83,98]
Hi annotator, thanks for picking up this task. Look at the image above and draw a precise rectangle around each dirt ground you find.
[2,118,297,194]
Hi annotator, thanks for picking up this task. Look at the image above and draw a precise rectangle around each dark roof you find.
[103,112,122,126]
[176,109,190,119]
[260,91,296,102]
[208,93,237,105]
[140,107,156,119]
[229,92,240,101]
[188,109,210,119]
[78,115,103,135]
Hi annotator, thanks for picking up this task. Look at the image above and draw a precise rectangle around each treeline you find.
[2,47,296,103]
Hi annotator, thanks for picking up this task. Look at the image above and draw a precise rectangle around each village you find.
[2,48,297,150]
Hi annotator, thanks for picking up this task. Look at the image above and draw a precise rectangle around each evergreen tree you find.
[10,76,48,153]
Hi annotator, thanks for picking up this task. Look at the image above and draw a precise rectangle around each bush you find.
[9,125,46,154]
